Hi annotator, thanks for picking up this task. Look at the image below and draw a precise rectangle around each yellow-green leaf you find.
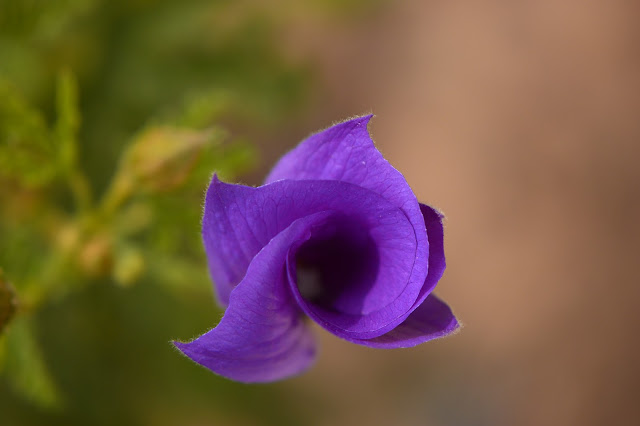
[4,316,63,410]
[55,68,80,171]
[0,80,57,187]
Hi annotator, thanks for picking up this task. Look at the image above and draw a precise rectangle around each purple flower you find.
[175,115,459,382]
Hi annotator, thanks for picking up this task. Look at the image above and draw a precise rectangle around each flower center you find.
[295,217,380,315]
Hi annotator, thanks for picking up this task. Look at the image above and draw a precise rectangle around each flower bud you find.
[113,247,145,287]
[124,126,221,193]
[78,234,113,277]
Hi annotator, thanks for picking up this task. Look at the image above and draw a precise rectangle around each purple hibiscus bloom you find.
[175,115,459,382]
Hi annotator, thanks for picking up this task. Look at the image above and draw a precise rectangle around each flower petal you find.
[335,203,457,347]
[265,116,416,215]
[175,212,333,383]
[346,294,459,348]
[202,177,425,339]
[264,115,426,251]
[409,204,447,309]
[201,175,259,306]
[265,115,430,328]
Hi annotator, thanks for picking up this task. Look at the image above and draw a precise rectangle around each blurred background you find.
[1,0,639,425]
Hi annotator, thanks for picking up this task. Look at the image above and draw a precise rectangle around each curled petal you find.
[406,204,447,312]
[200,176,258,306]
[202,177,425,339]
[334,203,458,348]
[265,115,430,327]
[264,115,427,256]
[175,212,333,383]
[346,294,459,348]
[265,116,418,217]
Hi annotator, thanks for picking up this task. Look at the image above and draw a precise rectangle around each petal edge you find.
[177,212,335,383]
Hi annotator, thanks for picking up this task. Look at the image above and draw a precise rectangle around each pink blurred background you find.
[249,1,640,425]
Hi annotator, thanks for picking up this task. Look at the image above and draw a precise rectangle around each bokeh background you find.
[1,1,639,425]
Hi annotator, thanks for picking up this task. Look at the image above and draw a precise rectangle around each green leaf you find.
[55,68,80,171]
[3,316,63,410]
[0,80,57,187]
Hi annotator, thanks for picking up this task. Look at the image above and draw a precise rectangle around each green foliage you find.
[55,69,80,173]
[0,0,385,424]
[0,0,307,418]
[0,80,57,187]
[4,316,63,410]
